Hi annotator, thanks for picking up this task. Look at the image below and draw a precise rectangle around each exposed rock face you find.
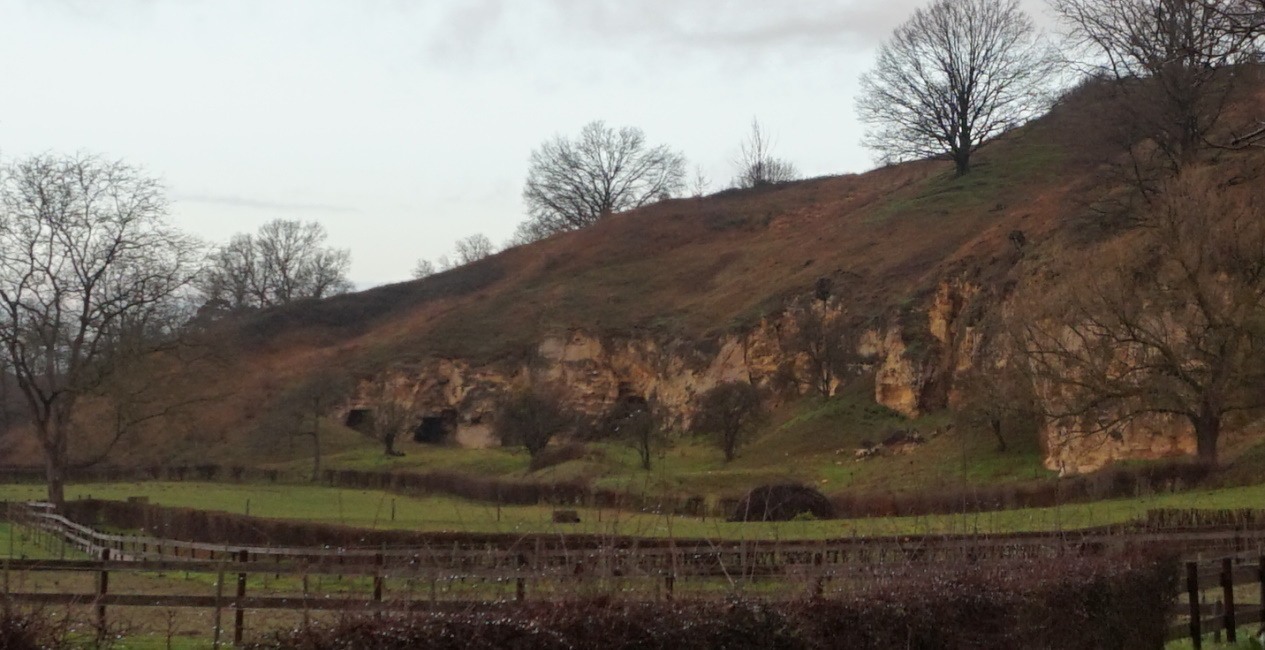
[350,324,793,441]
[873,329,926,418]
[1041,415,1195,476]
[1025,326,1197,474]
[349,277,1198,474]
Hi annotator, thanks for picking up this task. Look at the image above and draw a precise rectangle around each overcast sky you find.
[0,0,1053,287]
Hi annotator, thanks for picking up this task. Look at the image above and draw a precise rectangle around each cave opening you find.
[413,409,459,444]
[414,417,447,444]
[344,408,372,433]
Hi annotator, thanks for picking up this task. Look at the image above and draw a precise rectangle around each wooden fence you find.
[9,501,1265,646]
[15,501,1265,574]
[1169,551,1265,647]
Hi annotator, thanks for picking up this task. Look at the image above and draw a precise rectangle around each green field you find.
[1167,632,1263,649]
[275,382,1055,505]
[6,479,1265,542]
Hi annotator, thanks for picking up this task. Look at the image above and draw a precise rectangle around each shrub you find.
[246,614,569,650]
[247,555,1176,650]
[0,607,84,650]
[692,381,764,462]
[528,443,593,472]
[729,484,834,522]
[495,388,571,460]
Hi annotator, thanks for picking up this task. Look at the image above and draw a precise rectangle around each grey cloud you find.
[424,0,1056,64]
[174,193,359,214]
[562,0,923,51]
[425,0,925,61]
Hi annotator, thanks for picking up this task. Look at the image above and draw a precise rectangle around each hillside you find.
[8,81,1265,499]
[247,134,1061,361]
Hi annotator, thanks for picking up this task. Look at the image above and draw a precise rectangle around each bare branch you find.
[1051,0,1262,171]
[198,218,352,314]
[1014,166,1265,464]
[732,119,800,189]
[858,0,1056,175]
[452,234,494,266]
[0,154,202,505]
[520,121,686,238]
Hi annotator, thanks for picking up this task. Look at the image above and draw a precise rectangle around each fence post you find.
[302,571,310,627]
[1221,557,1237,643]
[1259,554,1265,634]
[516,553,527,602]
[1213,600,1223,643]
[234,549,248,646]
[664,572,674,601]
[213,555,225,649]
[96,548,110,638]
[813,551,825,598]
[4,503,11,603]
[1186,561,1202,650]
[373,552,384,605]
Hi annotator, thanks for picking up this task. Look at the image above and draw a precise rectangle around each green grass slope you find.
[16,83,1265,504]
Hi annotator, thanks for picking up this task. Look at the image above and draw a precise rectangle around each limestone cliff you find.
[348,276,1197,474]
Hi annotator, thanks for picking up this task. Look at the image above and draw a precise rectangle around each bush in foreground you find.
[248,555,1175,650]
[0,607,108,650]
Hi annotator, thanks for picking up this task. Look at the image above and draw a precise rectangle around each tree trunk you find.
[723,430,737,463]
[954,120,972,176]
[1191,409,1220,466]
[310,417,322,482]
[990,417,1007,453]
[953,152,971,177]
[43,440,66,509]
[383,432,402,457]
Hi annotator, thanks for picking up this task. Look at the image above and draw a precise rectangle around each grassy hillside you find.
[7,81,1265,503]
[246,124,1072,362]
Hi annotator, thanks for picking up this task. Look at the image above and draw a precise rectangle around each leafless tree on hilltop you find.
[858,0,1055,176]
[520,121,685,239]
[732,119,799,188]
[200,219,352,312]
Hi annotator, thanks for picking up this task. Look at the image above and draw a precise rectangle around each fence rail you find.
[15,501,1265,568]
[1168,552,1265,647]
[8,501,1265,646]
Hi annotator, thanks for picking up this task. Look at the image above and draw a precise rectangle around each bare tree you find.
[1052,0,1261,175]
[689,165,712,198]
[506,220,553,248]
[1219,0,1265,41]
[781,279,862,398]
[411,259,436,279]
[602,398,662,471]
[0,154,201,506]
[858,0,1054,176]
[732,119,799,188]
[1015,167,1265,464]
[953,360,1039,452]
[494,387,570,460]
[361,375,413,457]
[692,381,765,462]
[453,234,494,266]
[521,121,685,237]
[273,370,352,480]
[202,234,256,311]
[199,219,352,311]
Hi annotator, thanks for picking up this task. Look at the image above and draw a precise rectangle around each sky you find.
[0,0,1054,288]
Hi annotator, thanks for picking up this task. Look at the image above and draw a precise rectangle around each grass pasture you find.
[7,479,1265,542]
[282,381,1055,509]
